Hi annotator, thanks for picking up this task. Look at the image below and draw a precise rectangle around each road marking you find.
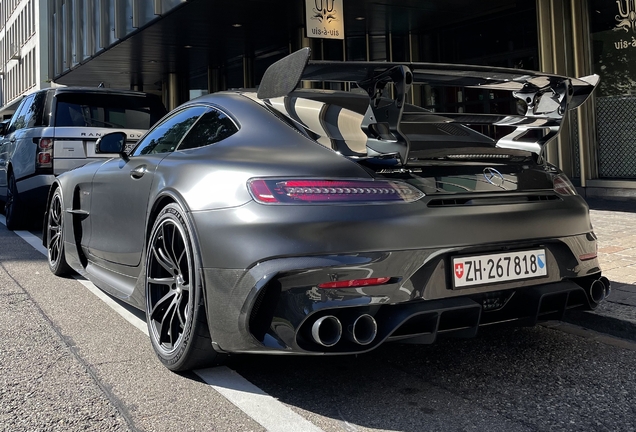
[1,215,326,432]
[196,367,324,432]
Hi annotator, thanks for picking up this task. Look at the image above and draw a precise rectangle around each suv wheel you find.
[5,173,24,230]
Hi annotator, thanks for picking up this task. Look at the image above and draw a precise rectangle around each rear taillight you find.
[36,138,54,169]
[553,174,577,196]
[248,179,424,204]
[318,277,391,289]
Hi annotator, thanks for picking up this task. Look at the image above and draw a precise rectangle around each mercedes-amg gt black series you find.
[44,48,608,371]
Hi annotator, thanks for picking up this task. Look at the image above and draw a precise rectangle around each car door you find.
[0,97,30,199]
[87,105,207,267]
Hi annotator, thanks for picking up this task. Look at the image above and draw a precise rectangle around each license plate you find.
[452,249,547,288]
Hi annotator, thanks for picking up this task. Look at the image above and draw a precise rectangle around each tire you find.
[5,173,24,230]
[145,203,221,371]
[46,188,72,276]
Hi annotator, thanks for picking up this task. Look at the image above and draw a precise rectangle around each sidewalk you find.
[564,198,636,340]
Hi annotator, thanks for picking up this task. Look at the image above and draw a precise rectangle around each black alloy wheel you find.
[5,173,24,230]
[145,203,219,371]
[47,189,72,276]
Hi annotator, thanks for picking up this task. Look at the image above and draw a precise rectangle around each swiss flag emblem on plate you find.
[454,263,464,279]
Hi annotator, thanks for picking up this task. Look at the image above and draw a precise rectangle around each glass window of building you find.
[590,0,636,178]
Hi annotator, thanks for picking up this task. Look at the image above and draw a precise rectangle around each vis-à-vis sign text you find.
[305,0,344,40]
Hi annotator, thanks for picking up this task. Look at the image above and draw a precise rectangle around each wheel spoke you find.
[158,301,177,346]
[177,248,187,278]
[163,295,181,347]
[168,299,181,347]
[148,276,175,287]
[176,296,187,328]
[161,224,177,272]
[50,230,60,244]
[153,246,176,274]
[180,281,190,294]
[150,290,176,321]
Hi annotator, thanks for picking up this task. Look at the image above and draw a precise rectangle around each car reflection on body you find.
[43,49,609,371]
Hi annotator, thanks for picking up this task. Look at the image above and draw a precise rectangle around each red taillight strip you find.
[318,277,391,289]
[579,252,598,261]
[249,180,277,203]
[248,178,424,204]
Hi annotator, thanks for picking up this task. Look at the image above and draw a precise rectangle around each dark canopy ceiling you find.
[53,0,528,92]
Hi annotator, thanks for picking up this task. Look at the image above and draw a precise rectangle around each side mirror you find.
[96,132,127,157]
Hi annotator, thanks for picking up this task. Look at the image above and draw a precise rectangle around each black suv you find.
[0,87,167,229]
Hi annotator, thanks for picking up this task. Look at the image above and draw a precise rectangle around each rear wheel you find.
[47,189,72,276]
[5,173,24,230]
[145,203,221,371]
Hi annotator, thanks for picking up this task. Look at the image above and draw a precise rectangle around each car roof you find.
[45,87,156,97]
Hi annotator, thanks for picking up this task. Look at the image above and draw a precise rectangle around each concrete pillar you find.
[571,0,598,185]
[167,73,180,110]
[537,0,571,172]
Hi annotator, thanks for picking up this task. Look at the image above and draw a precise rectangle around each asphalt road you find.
[1,222,636,432]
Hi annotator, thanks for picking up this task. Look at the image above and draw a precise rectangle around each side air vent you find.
[527,195,561,202]
[428,194,560,207]
[428,198,471,207]
[248,280,281,342]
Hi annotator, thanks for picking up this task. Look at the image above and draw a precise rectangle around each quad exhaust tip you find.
[347,314,378,346]
[589,279,606,304]
[599,276,611,298]
[311,316,342,347]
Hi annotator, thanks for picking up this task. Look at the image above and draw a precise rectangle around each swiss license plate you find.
[124,143,136,154]
[452,249,547,288]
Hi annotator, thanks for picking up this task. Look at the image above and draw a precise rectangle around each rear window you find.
[54,93,167,129]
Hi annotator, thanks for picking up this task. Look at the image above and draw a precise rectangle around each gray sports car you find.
[44,48,608,371]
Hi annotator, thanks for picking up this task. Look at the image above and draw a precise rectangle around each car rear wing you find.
[257,48,599,163]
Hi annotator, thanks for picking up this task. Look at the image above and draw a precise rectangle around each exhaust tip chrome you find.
[590,279,606,304]
[599,276,611,297]
[311,316,342,347]
[347,314,378,346]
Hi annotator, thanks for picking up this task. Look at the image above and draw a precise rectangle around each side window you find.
[177,107,239,150]
[6,96,31,134]
[131,106,207,156]
[23,92,45,128]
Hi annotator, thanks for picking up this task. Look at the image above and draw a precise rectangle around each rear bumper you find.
[202,233,605,355]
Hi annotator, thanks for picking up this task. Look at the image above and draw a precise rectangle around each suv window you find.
[23,91,46,128]
[54,93,166,129]
[132,106,207,156]
[7,96,31,133]
[178,107,238,150]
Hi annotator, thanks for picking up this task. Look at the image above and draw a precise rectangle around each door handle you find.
[130,165,147,179]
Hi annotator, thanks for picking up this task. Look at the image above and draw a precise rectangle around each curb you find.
[563,310,636,343]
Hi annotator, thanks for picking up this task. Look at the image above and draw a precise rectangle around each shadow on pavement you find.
[585,197,636,213]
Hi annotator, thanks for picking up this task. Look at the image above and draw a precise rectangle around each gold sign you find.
[305,0,344,40]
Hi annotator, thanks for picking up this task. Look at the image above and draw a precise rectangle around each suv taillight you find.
[36,138,54,170]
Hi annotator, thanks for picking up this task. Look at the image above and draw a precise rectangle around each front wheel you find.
[145,203,221,371]
[47,188,72,276]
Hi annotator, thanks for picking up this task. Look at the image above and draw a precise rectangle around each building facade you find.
[0,0,48,118]
[42,0,636,196]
